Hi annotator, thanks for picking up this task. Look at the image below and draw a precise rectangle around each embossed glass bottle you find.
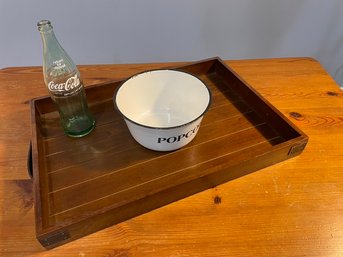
[37,20,95,137]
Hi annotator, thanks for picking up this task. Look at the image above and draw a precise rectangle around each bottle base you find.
[65,121,96,138]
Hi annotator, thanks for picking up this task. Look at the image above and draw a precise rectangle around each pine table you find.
[1,58,342,256]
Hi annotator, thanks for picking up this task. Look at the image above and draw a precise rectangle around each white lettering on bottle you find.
[48,74,81,95]
[53,59,66,69]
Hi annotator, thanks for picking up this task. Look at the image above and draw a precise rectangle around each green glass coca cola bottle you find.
[37,20,95,137]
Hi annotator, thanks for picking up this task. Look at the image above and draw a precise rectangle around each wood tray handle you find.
[27,141,33,178]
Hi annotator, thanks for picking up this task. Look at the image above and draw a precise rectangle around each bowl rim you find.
[113,68,212,130]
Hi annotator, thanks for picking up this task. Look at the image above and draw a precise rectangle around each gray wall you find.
[1,0,343,86]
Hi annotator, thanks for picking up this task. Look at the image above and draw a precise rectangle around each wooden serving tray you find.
[30,58,308,248]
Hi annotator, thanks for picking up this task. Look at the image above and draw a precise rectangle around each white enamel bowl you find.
[114,69,211,151]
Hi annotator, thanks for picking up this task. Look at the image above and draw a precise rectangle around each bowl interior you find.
[115,70,211,128]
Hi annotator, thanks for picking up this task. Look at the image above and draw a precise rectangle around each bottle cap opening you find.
[37,20,53,32]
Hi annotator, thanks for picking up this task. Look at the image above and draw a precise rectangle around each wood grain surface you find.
[1,58,343,256]
[30,58,307,248]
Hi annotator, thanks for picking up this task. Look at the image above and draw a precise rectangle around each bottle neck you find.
[38,22,62,54]
[37,20,77,79]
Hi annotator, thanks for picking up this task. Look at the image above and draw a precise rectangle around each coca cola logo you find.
[48,74,81,94]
